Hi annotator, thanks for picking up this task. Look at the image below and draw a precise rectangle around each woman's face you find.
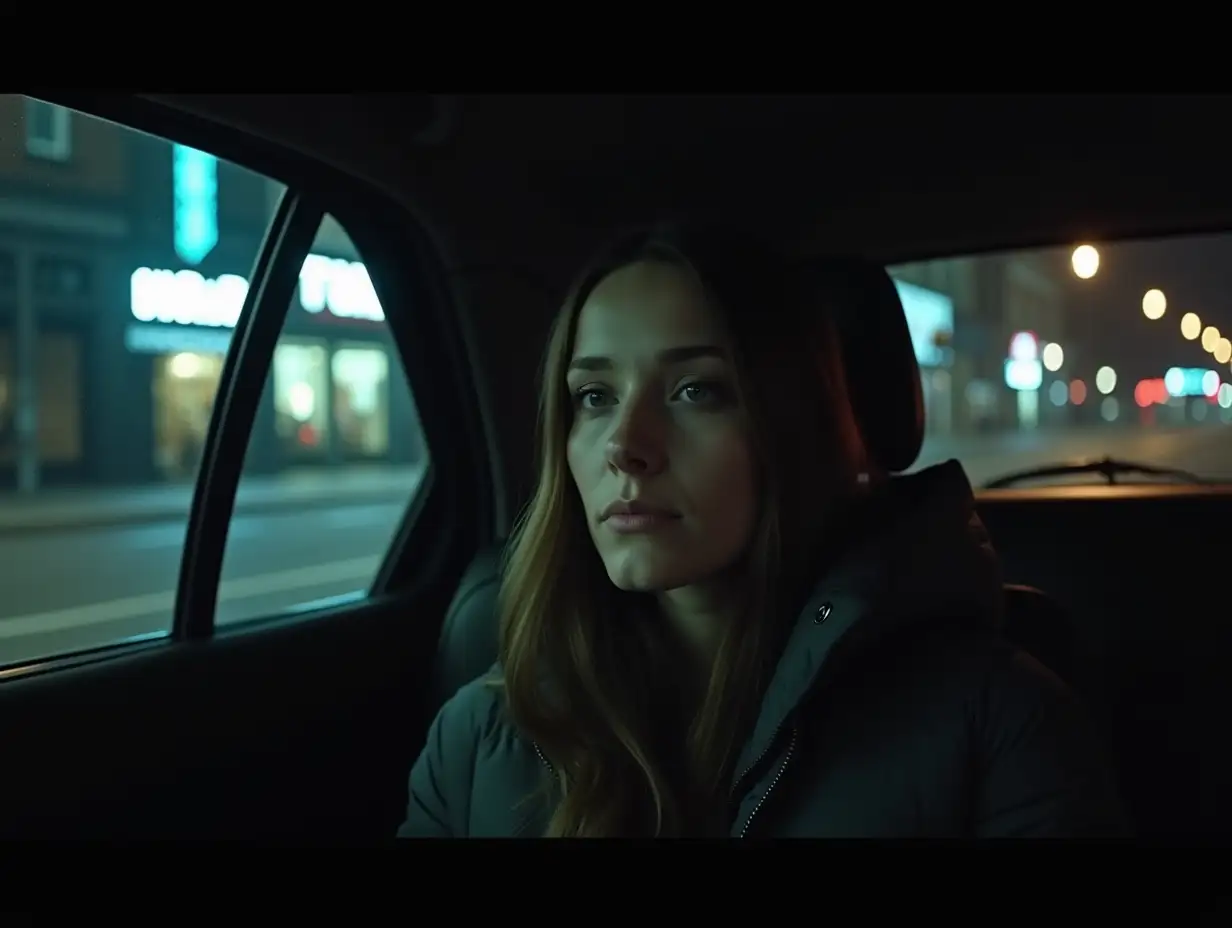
[566,259,758,593]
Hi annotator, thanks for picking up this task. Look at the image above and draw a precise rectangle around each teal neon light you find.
[172,144,218,266]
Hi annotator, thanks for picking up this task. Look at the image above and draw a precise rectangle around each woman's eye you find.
[677,381,725,404]
[575,388,612,409]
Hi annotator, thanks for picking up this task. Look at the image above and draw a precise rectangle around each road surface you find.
[0,501,404,668]
[2,424,1232,668]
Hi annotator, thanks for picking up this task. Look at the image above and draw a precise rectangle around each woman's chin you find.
[603,552,697,593]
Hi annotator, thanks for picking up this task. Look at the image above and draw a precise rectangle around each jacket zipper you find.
[737,726,798,838]
[533,742,554,773]
[730,725,785,800]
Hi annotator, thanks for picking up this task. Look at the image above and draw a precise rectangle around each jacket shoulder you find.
[398,670,509,838]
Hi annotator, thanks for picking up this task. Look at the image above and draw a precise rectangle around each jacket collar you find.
[730,460,1004,785]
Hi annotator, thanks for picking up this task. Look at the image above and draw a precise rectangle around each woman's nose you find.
[606,405,666,477]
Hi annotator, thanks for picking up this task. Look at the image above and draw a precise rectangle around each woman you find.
[400,223,1128,838]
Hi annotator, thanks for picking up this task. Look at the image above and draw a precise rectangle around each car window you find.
[0,97,427,669]
[890,238,1232,488]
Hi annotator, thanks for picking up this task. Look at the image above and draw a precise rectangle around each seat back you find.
[432,545,503,710]
[1002,583,1077,685]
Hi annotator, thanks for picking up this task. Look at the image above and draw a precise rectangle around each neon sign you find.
[1008,331,1039,362]
[1004,358,1043,391]
[172,145,219,266]
[1003,330,1042,392]
[130,255,385,328]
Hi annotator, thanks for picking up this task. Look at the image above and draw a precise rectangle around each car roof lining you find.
[103,93,1232,265]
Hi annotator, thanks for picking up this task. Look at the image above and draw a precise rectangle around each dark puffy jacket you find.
[400,461,1129,837]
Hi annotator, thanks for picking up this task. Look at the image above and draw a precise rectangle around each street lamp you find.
[1042,342,1064,371]
[1096,366,1117,395]
[1202,325,1221,353]
[1071,245,1099,279]
[1142,289,1166,319]
[1181,312,1202,340]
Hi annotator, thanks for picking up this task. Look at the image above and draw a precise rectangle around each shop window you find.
[24,99,71,162]
[34,256,91,301]
[272,341,330,457]
[332,346,389,457]
[152,351,224,479]
[0,330,83,466]
[37,334,82,464]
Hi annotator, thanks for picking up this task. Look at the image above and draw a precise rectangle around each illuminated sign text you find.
[130,254,385,328]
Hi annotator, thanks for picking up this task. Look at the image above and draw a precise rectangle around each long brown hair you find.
[497,223,869,837]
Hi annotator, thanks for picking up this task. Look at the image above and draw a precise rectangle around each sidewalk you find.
[0,463,427,534]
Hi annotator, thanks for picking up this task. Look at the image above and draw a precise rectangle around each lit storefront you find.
[268,338,394,465]
[120,249,418,483]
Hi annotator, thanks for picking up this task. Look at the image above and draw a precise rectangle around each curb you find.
[0,487,409,538]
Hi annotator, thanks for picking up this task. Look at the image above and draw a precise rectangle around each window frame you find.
[0,93,497,676]
[173,187,326,639]
[23,99,72,162]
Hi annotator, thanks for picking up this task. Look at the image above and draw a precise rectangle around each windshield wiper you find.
[982,456,1208,490]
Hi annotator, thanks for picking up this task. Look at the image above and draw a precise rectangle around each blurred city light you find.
[1164,366,1220,398]
[1009,331,1038,361]
[1071,245,1099,279]
[1135,378,1169,408]
[1100,396,1119,421]
[1202,370,1221,397]
[1142,289,1167,320]
[1219,383,1232,409]
[1202,325,1222,353]
[1048,380,1067,406]
[1041,342,1064,372]
[1004,331,1042,391]
[1004,359,1043,391]
[1217,338,1232,365]
[1069,379,1087,405]
[1181,312,1202,340]
[1095,366,1117,395]
[1165,367,1187,396]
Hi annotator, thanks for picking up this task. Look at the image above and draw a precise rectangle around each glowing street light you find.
[1181,312,1202,340]
[1096,366,1117,395]
[1142,289,1167,320]
[1216,338,1232,365]
[1071,245,1100,279]
[1042,342,1064,372]
[1202,325,1222,353]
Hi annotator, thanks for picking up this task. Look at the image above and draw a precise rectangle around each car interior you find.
[0,93,1228,842]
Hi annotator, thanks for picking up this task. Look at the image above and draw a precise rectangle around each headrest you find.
[814,257,924,473]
